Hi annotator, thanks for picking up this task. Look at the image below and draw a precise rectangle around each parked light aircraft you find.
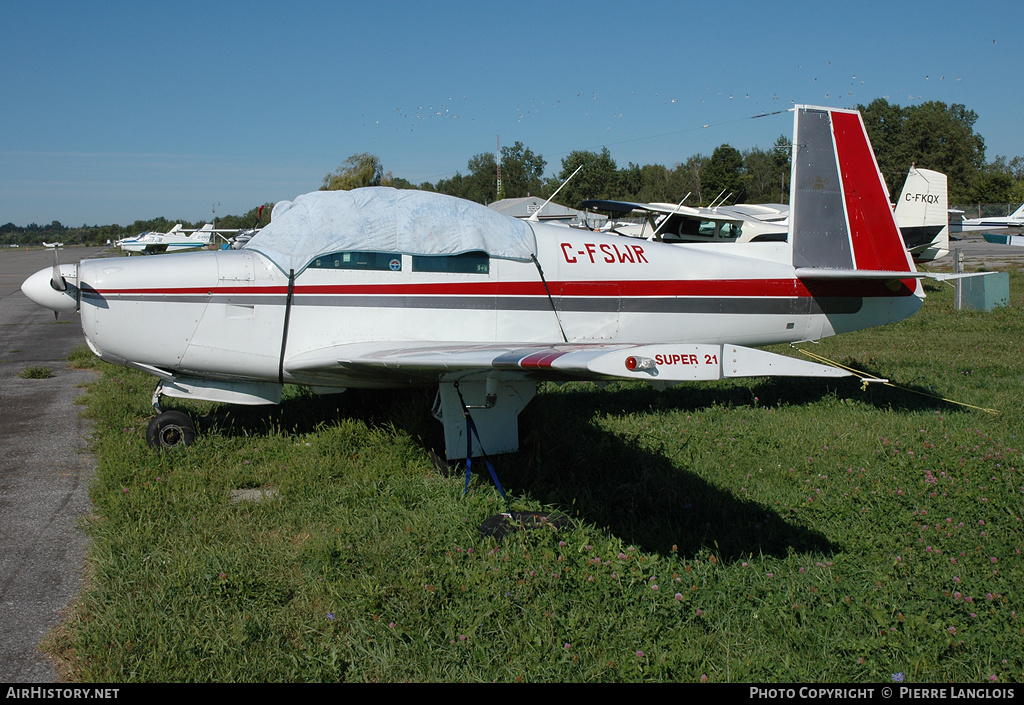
[42,242,64,249]
[117,223,224,254]
[892,166,949,261]
[949,203,1024,233]
[22,106,927,460]
[226,228,259,250]
[580,197,789,243]
[584,166,950,262]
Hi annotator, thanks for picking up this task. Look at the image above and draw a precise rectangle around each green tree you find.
[552,147,619,209]
[435,152,498,204]
[984,156,1024,203]
[966,169,1015,205]
[741,137,791,204]
[624,163,678,203]
[434,171,471,200]
[703,144,744,204]
[499,141,546,199]
[321,153,386,191]
[465,152,498,203]
[216,204,274,230]
[859,99,986,203]
[671,153,710,204]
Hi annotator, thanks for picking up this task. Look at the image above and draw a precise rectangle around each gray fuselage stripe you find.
[82,292,862,315]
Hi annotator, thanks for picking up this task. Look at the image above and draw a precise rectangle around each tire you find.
[146,410,196,450]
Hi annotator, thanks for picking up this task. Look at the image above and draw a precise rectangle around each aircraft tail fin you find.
[789,106,917,276]
[894,166,950,261]
[895,167,947,229]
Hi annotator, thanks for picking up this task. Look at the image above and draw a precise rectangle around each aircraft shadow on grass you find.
[194,372,964,561]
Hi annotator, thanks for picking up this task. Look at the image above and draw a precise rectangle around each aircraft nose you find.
[21,266,79,314]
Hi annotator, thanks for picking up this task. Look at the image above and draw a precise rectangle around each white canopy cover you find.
[244,187,538,275]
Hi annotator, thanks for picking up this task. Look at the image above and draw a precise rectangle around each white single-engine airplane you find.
[580,197,789,243]
[23,106,927,460]
[949,203,1024,234]
[117,223,225,255]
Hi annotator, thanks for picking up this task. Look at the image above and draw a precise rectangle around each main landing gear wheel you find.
[146,410,197,450]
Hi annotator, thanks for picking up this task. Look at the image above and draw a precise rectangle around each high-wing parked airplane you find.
[117,223,228,254]
[580,197,789,243]
[42,242,64,249]
[892,166,950,261]
[591,166,950,261]
[22,106,926,460]
[949,203,1024,233]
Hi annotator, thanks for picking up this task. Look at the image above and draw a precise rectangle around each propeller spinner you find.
[22,254,79,315]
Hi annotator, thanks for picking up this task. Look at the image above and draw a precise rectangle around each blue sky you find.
[2,0,1021,227]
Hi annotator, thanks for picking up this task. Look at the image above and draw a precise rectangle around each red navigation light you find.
[625,356,638,371]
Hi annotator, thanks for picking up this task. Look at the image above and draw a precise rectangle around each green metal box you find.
[960,272,1009,311]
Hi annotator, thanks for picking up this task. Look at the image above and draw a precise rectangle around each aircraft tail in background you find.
[894,166,950,261]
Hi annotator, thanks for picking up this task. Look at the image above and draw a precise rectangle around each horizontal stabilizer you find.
[795,267,926,280]
[721,345,851,379]
[983,233,1024,247]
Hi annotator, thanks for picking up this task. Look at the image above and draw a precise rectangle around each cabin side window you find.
[309,252,403,271]
[675,218,703,236]
[411,252,490,274]
[719,223,742,240]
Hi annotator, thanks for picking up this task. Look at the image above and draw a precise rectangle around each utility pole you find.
[496,135,503,201]
[954,250,964,310]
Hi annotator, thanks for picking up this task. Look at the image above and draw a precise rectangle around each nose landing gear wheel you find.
[146,410,197,450]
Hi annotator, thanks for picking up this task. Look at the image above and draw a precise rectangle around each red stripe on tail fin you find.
[831,110,912,272]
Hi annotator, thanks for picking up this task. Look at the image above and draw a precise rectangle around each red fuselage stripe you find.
[90,278,916,298]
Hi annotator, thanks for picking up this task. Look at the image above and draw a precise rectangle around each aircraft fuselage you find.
[75,223,922,393]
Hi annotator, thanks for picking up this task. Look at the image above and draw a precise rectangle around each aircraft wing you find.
[285,341,852,385]
[581,199,663,217]
[580,199,741,224]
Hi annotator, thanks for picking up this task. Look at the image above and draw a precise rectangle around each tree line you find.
[0,207,274,248]
[326,100,1024,210]
[4,98,1022,247]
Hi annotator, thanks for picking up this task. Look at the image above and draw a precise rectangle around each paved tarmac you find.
[944,230,1024,271]
[0,246,110,682]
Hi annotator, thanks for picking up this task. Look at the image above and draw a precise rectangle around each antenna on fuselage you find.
[528,164,583,223]
[708,190,731,209]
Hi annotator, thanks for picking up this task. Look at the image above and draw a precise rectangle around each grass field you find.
[47,270,1024,683]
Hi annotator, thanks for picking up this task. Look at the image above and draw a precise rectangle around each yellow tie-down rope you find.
[790,344,1000,415]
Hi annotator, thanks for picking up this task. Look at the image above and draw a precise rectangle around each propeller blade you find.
[50,249,67,292]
